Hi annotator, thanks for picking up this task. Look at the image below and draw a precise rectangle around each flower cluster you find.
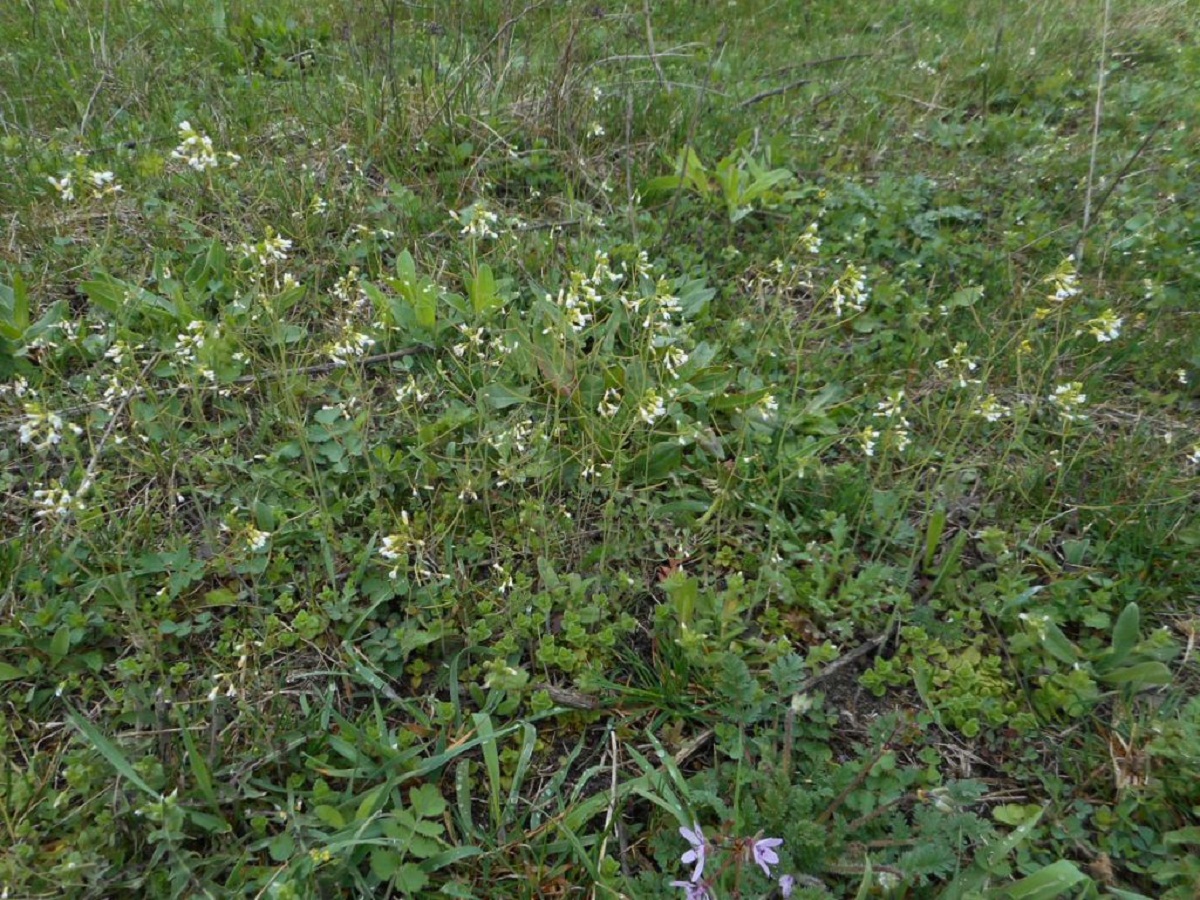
[33,481,88,520]
[451,201,500,240]
[237,227,293,268]
[830,262,868,317]
[935,341,980,388]
[672,823,794,899]
[1044,255,1081,303]
[172,120,241,171]
[19,403,82,451]
[1048,381,1088,423]
[1084,308,1123,343]
[873,388,912,451]
[973,393,1011,422]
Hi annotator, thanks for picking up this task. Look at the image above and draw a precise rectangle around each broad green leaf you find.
[1099,661,1171,686]
[1109,603,1140,666]
[49,625,70,662]
[314,804,346,829]
[481,382,530,410]
[1001,859,1085,899]
[410,783,447,819]
[0,661,26,681]
[394,862,430,894]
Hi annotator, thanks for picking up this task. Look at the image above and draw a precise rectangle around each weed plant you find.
[1,0,1198,897]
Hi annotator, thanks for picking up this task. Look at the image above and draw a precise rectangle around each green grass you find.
[2,0,1199,897]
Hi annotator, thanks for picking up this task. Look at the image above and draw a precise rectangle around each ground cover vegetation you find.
[1,0,1198,896]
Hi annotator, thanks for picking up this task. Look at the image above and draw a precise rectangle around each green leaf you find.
[371,847,402,880]
[268,831,294,861]
[469,263,500,317]
[481,382,531,410]
[65,705,158,797]
[394,862,430,894]
[80,276,128,317]
[1098,661,1172,686]
[409,783,447,819]
[1000,859,1085,899]
[1109,603,1140,666]
[1040,622,1078,666]
[0,661,27,681]
[186,809,232,835]
[49,625,71,662]
[314,804,346,829]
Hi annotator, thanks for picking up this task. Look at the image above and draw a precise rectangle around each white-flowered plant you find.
[935,341,980,388]
[873,389,912,451]
[1048,381,1088,422]
[238,227,293,268]
[19,404,81,451]
[638,388,667,425]
[451,201,500,240]
[830,262,868,317]
[1044,255,1081,302]
[87,170,122,198]
[1084,308,1123,343]
[172,120,240,171]
[33,482,87,520]
[327,330,376,366]
[597,387,622,418]
[973,393,1011,422]
[48,174,74,202]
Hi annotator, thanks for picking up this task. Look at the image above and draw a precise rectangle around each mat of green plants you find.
[2,1,1199,897]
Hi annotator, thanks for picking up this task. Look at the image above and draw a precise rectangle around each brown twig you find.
[642,0,669,93]
[737,78,812,109]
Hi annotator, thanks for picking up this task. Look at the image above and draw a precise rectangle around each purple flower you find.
[670,880,713,900]
[779,873,796,898]
[679,822,708,882]
[749,835,784,877]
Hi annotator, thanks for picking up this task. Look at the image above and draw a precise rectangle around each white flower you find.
[328,331,376,366]
[33,483,86,519]
[1049,382,1087,422]
[48,174,74,201]
[1086,308,1122,342]
[1044,255,1080,303]
[638,389,666,425]
[246,528,271,552]
[172,121,220,171]
[597,387,621,418]
[88,170,122,197]
[831,263,868,316]
[19,404,81,451]
[973,394,1010,422]
[857,427,880,457]
[451,202,500,240]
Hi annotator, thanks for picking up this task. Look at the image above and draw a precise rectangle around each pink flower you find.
[679,823,708,882]
[749,836,784,877]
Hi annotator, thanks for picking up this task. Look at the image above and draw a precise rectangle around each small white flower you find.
[857,427,880,457]
[638,389,666,425]
[48,174,74,201]
[1086,308,1122,343]
[973,394,1011,422]
[1049,382,1088,422]
[597,387,621,418]
[246,528,271,552]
